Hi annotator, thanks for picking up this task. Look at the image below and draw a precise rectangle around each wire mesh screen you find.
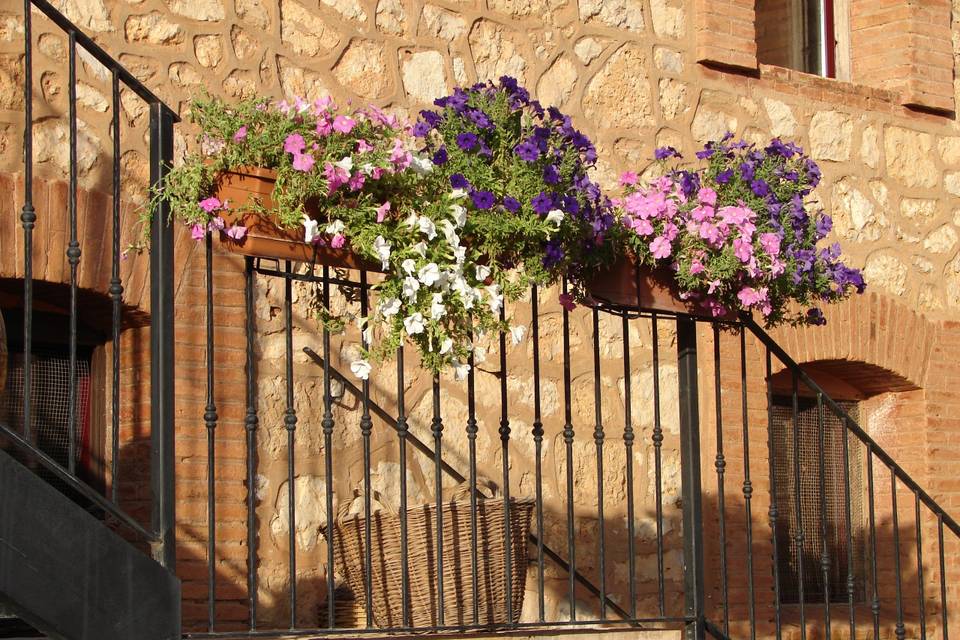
[771,395,866,604]
[1,349,91,470]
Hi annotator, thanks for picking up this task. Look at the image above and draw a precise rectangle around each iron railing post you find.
[677,317,705,640]
[149,102,177,573]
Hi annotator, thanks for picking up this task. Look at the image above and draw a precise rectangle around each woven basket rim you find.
[323,496,536,535]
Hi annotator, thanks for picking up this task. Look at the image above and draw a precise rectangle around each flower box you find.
[213,166,382,271]
[588,254,729,319]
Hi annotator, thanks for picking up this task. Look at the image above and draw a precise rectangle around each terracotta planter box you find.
[589,255,727,319]
[212,166,381,271]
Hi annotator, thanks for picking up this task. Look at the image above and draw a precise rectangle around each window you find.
[770,395,866,604]
[756,0,837,78]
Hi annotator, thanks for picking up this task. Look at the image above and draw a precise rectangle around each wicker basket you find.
[324,490,535,629]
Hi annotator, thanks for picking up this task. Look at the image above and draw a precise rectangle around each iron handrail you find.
[743,314,960,538]
[29,0,179,119]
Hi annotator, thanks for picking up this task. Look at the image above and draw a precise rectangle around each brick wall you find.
[695,0,757,70]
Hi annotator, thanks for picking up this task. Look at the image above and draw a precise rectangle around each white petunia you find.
[510,325,526,345]
[361,162,375,175]
[449,188,468,200]
[430,293,446,319]
[475,265,491,282]
[486,284,503,315]
[451,359,471,381]
[350,359,372,380]
[302,214,319,244]
[411,242,427,257]
[410,155,434,175]
[362,327,372,344]
[334,156,353,172]
[440,219,460,248]
[403,313,425,335]
[545,209,565,228]
[402,276,420,300]
[449,204,467,228]
[379,297,401,317]
[418,262,441,287]
[453,246,467,266]
[404,212,419,228]
[401,258,417,275]
[325,219,345,235]
[418,216,437,240]
[373,235,391,269]
[439,337,453,354]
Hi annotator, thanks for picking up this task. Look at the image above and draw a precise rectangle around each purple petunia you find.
[750,179,770,197]
[543,164,560,185]
[815,214,833,239]
[502,196,521,212]
[470,190,495,210]
[450,174,470,189]
[655,146,681,160]
[412,121,431,137]
[531,192,554,215]
[433,147,449,165]
[514,139,540,162]
[456,132,479,151]
[467,109,492,129]
[543,240,564,267]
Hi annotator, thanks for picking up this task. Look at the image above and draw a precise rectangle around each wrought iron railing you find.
[5,0,179,566]
[188,258,960,640]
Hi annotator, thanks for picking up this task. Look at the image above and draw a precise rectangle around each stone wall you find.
[2,0,960,634]
[2,0,960,314]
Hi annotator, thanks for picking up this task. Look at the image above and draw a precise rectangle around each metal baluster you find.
[466,344,479,626]
[622,314,637,620]
[499,306,514,625]
[591,308,607,620]
[531,287,546,622]
[431,374,445,626]
[244,258,259,629]
[816,394,830,639]
[790,373,807,640]
[939,515,948,640]
[66,30,80,476]
[109,68,122,504]
[892,473,905,640]
[915,493,925,640]
[561,280,577,619]
[765,350,782,640]
[148,102,176,571]
[867,445,880,640]
[284,262,298,629]
[20,0,36,447]
[652,314,666,615]
[739,328,756,640]
[359,272,374,629]
[841,416,856,640]
[396,347,411,628]
[321,265,335,629]
[712,324,728,634]
[204,233,218,631]
[677,317,705,640]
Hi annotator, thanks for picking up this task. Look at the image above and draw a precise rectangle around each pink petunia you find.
[389,138,412,171]
[707,279,721,294]
[619,171,638,187]
[649,236,672,259]
[225,225,247,241]
[356,139,374,153]
[689,259,704,275]
[208,216,225,231]
[233,126,248,142]
[283,133,306,155]
[191,223,206,241]
[324,162,350,193]
[348,172,365,191]
[698,222,723,246]
[759,232,781,256]
[333,115,356,134]
[690,204,714,223]
[199,197,222,213]
[293,153,316,172]
[316,117,333,137]
[733,237,753,263]
[313,96,335,113]
[330,233,346,249]
[631,218,654,236]
[558,292,576,312]
[697,187,717,207]
[376,201,391,223]
[737,286,767,307]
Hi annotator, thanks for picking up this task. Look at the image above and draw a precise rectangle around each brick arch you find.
[0,172,153,320]
[766,291,935,391]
